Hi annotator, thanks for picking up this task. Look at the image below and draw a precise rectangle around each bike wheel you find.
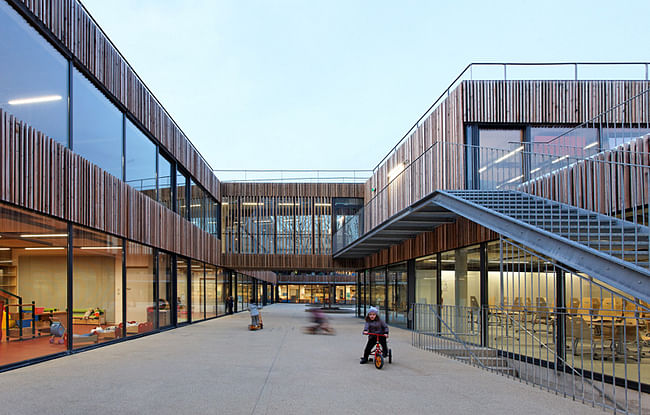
[374,353,384,369]
[388,349,392,364]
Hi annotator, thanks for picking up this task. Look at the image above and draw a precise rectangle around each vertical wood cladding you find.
[14,0,219,201]
[0,109,219,264]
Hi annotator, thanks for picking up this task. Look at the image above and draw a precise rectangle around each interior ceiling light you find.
[80,246,122,250]
[552,154,569,164]
[8,95,62,105]
[584,141,598,149]
[20,233,68,238]
[25,247,65,251]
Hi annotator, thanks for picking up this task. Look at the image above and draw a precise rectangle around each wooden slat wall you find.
[364,218,498,269]
[0,109,220,265]
[236,269,277,284]
[14,0,220,201]
[521,134,650,214]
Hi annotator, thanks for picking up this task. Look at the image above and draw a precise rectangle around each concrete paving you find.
[0,303,601,414]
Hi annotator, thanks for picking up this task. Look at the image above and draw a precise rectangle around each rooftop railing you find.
[214,169,372,183]
[374,62,650,173]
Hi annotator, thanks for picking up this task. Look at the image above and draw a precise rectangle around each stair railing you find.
[412,303,488,370]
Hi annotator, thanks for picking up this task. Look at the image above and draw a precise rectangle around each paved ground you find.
[0,304,601,414]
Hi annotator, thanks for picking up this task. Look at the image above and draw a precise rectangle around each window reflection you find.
[158,154,174,211]
[158,252,172,328]
[176,258,189,323]
[0,2,68,146]
[125,119,157,201]
[177,172,188,220]
[191,261,205,321]
[72,68,123,179]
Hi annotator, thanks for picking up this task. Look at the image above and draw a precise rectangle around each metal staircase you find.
[432,189,650,302]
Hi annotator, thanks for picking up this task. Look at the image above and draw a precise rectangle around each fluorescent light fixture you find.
[222,202,229,206]
[493,146,523,165]
[80,246,122,250]
[506,175,523,184]
[278,202,298,207]
[242,202,264,206]
[190,204,201,208]
[0,248,10,251]
[584,142,598,150]
[552,155,569,164]
[8,95,62,105]
[314,203,331,207]
[0,260,13,263]
[478,166,488,174]
[20,233,68,238]
[530,167,541,174]
[25,247,65,251]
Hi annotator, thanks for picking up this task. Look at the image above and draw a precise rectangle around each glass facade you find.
[387,263,408,327]
[176,258,189,324]
[0,1,68,146]
[158,252,173,328]
[191,261,205,322]
[206,264,217,319]
[158,153,174,211]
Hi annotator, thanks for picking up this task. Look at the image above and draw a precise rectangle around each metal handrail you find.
[0,287,21,303]
[423,303,488,370]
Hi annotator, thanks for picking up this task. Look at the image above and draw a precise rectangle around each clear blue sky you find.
[82,0,650,172]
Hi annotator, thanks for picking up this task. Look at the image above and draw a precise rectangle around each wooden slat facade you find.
[362,80,650,267]
[0,109,220,264]
[11,0,220,201]
[221,182,364,198]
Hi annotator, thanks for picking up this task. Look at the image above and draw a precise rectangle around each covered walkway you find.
[0,304,599,414]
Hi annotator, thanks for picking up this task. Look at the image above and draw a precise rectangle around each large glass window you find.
[176,258,189,324]
[387,263,408,327]
[296,198,313,254]
[125,119,157,201]
[217,268,227,316]
[125,242,154,336]
[477,129,523,189]
[415,255,437,305]
[190,179,205,230]
[158,153,174,211]
[191,261,205,321]
[0,203,67,366]
[370,267,386,317]
[207,197,220,237]
[72,226,123,348]
[240,197,259,254]
[0,1,68,146]
[72,68,123,179]
[206,265,217,319]
[158,252,172,328]
[276,197,295,254]
[258,197,274,254]
[314,198,331,254]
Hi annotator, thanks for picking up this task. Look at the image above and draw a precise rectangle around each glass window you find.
[158,252,172,328]
[190,179,205,230]
[177,171,188,220]
[528,127,599,177]
[276,197,295,254]
[191,261,205,321]
[0,1,68,146]
[125,241,154,336]
[387,263,408,328]
[207,197,220,237]
[370,267,386,317]
[72,226,123,348]
[240,197,259,254]
[415,255,437,305]
[601,127,650,150]
[478,129,523,189]
[72,68,123,179]
[176,258,189,323]
[222,197,239,253]
[125,119,157,201]
[158,153,173,211]
[258,197,274,254]
[0,203,67,366]
[315,198,331,255]
[296,198,313,255]
[206,264,216,319]
[217,268,227,316]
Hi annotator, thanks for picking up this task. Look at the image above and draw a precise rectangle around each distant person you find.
[360,306,388,364]
[226,296,234,314]
[249,303,262,329]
